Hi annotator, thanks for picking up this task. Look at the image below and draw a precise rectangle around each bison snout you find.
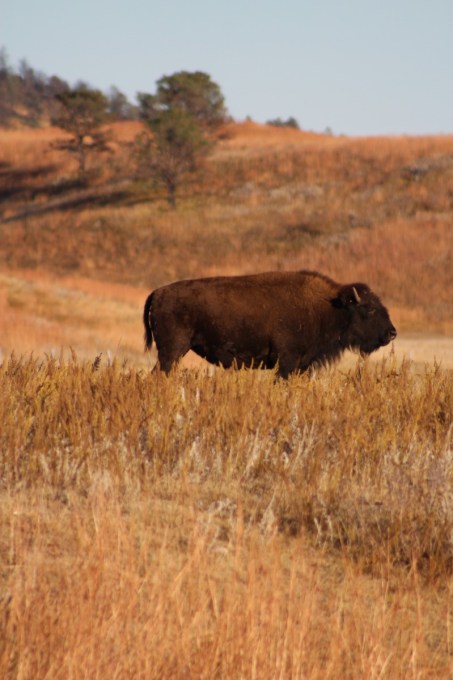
[382,326,397,345]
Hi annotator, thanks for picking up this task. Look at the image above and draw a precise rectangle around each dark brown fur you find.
[144,270,397,378]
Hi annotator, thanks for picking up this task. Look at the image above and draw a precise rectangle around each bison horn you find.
[352,286,361,304]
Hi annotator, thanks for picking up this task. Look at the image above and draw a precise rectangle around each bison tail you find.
[143,292,154,351]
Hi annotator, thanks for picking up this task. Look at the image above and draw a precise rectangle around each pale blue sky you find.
[2,0,452,135]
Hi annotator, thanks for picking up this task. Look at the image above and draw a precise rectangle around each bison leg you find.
[276,352,306,379]
[156,357,177,374]
[154,333,192,374]
[155,346,188,374]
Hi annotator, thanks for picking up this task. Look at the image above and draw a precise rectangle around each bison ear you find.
[331,285,362,309]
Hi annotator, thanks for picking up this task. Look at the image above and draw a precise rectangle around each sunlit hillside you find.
[1,120,453,363]
[1,121,453,678]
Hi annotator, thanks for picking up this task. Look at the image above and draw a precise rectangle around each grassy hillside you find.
[1,122,453,677]
[1,121,453,360]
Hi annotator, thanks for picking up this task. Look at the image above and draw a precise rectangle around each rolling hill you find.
[1,121,453,365]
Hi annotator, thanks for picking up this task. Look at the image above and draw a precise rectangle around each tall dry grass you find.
[1,120,453,678]
[1,355,452,678]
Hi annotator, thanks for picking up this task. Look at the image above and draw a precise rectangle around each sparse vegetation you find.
[267,115,300,129]
[0,49,69,127]
[136,71,227,206]
[135,108,211,207]
[0,47,137,128]
[51,85,111,182]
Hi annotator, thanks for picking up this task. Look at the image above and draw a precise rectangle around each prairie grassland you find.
[1,122,453,333]
[0,270,148,363]
[1,122,453,677]
[0,355,452,678]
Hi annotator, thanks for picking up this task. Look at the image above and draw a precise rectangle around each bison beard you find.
[143,270,397,378]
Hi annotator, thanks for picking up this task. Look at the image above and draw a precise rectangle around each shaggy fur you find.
[144,270,397,378]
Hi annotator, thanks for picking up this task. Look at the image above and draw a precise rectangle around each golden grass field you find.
[0,121,453,678]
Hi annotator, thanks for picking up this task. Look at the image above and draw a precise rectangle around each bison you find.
[143,270,396,378]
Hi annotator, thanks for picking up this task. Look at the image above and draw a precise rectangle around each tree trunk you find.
[77,134,87,183]
[166,178,177,208]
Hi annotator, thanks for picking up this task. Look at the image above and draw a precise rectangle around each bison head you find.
[332,283,397,355]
